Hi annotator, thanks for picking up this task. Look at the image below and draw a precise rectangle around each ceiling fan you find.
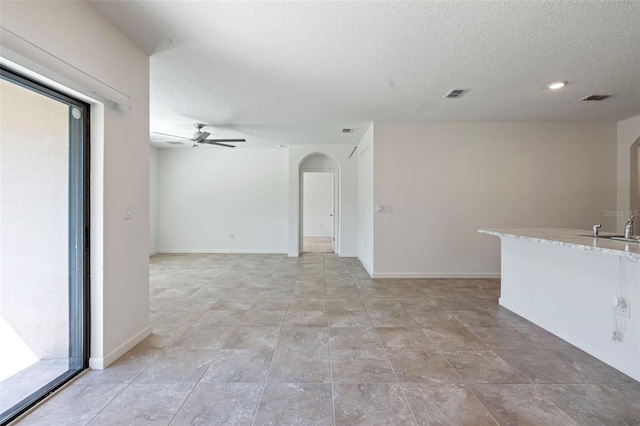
[153,123,246,148]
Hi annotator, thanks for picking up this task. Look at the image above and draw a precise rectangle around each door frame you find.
[299,168,339,254]
[0,65,90,425]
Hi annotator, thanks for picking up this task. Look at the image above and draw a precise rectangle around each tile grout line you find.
[324,254,337,426]
[167,268,239,425]
[355,270,420,425]
[249,260,291,426]
[437,344,501,426]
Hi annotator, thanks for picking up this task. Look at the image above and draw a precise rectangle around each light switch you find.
[125,205,132,220]
[376,205,393,213]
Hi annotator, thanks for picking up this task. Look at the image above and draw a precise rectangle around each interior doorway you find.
[302,172,335,253]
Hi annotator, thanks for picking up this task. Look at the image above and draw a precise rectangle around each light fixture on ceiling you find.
[547,81,567,90]
[342,128,353,133]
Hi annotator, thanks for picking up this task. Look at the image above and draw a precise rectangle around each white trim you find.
[0,26,131,109]
[89,325,151,370]
[288,252,300,257]
[149,250,159,256]
[358,256,374,277]
[338,252,358,258]
[500,297,639,381]
[372,272,501,279]
[300,168,340,254]
[303,234,333,238]
[159,249,287,254]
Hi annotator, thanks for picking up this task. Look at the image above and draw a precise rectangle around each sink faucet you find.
[624,215,635,239]
[592,224,602,237]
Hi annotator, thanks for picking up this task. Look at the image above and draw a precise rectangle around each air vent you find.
[580,94,611,101]
[166,141,185,145]
[342,128,353,133]
[444,89,468,99]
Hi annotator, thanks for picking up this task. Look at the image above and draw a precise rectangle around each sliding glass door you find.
[0,66,89,424]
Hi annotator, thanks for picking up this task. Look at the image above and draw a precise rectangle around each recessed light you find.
[547,81,567,90]
[342,128,353,133]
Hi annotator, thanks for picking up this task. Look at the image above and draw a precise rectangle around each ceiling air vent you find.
[342,128,353,133]
[580,94,611,101]
[444,89,468,99]
[166,141,185,145]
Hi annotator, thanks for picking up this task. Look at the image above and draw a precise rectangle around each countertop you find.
[478,228,640,261]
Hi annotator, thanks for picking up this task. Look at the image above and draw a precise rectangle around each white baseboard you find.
[372,272,501,279]
[89,325,151,370]
[303,235,333,238]
[338,252,357,258]
[149,250,159,256]
[500,298,639,381]
[159,249,287,254]
[288,252,300,257]
[357,257,373,278]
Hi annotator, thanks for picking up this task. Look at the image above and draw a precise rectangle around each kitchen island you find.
[479,228,640,381]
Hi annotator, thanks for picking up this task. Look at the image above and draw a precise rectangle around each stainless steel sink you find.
[610,236,640,243]
[577,235,622,239]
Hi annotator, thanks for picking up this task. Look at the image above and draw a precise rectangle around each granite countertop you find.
[478,228,640,260]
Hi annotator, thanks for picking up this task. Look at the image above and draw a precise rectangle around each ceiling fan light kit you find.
[153,123,246,148]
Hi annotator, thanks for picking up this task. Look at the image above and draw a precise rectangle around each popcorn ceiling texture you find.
[91,1,640,146]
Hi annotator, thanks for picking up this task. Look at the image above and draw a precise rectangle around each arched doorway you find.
[299,153,339,254]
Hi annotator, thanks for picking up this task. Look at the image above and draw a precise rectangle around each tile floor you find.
[15,253,640,425]
[303,237,333,253]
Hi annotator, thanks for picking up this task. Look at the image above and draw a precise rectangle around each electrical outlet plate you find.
[617,300,631,318]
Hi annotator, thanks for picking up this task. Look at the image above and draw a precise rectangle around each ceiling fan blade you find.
[152,131,192,141]
[204,139,246,143]
[202,141,237,148]
[153,140,186,145]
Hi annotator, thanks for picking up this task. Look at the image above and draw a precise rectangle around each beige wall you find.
[149,147,159,254]
[1,0,151,368]
[357,124,374,275]
[158,148,288,253]
[372,121,617,277]
[617,115,640,230]
[0,80,69,359]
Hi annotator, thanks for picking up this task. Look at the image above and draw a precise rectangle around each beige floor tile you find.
[538,384,640,425]
[329,327,383,350]
[224,327,280,350]
[201,349,273,383]
[254,383,333,425]
[331,350,396,383]
[268,348,331,383]
[16,254,639,426]
[471,384,578,426]
[88,383,193,425]
[333,383,414,425]
[171,382,262,425]
[403,383,497,425]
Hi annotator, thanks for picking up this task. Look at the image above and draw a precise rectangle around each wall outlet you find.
[124,205,132,220]
[617,299,631,318]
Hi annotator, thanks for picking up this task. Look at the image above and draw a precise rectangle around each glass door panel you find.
[0,66,88,424]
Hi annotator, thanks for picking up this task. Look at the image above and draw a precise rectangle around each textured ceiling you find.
[90,1,640,148]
